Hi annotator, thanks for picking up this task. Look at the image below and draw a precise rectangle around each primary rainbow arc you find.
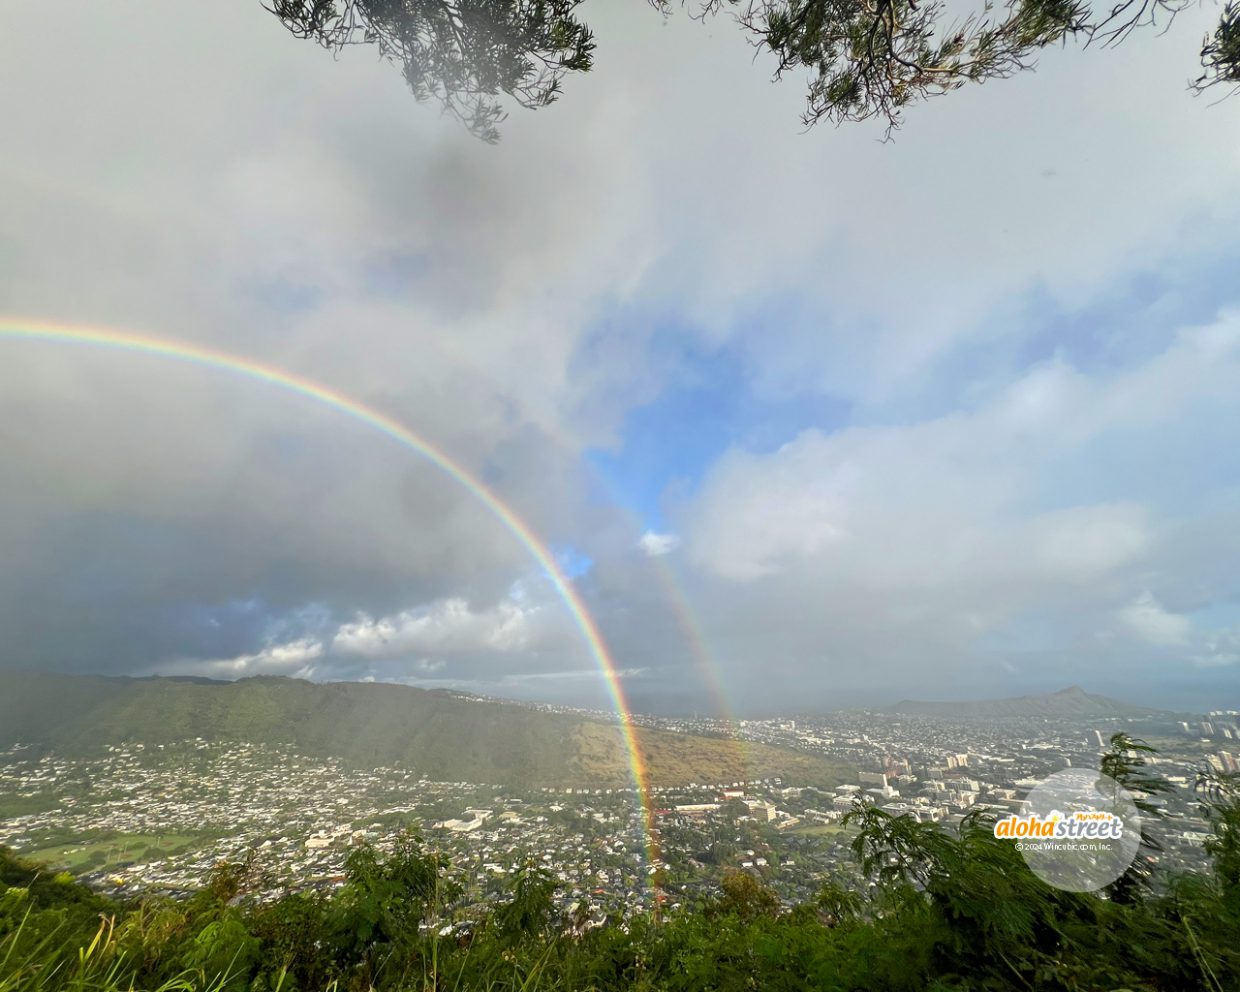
[0,316,660,868]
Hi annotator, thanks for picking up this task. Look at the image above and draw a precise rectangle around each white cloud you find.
[1192,628,1240,668]
[638,531,681,557]
[660,313,1240,695]
[1117,592,1192,647]
[331,598,541,658]
[684,316,1240,588]
[1024,505,1150,585]
[157,638,325,680]
[150,591,578,682]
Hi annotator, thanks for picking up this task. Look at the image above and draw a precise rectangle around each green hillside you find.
[0,672,850,789]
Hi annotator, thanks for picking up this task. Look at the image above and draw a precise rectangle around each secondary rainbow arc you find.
[0,316,661,870]
[381,328,744,768]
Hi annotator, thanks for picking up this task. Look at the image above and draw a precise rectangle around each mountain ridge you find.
[884,684,1163,719]
[0,671,852,789]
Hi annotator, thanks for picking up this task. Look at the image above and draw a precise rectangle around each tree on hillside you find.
[266,0,1239,139]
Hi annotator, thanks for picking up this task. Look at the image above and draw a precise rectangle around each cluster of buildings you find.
[642,707,1234,878]
[1,702,1233,916]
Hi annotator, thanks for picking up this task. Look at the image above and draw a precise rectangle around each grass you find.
[572,723,855,789]
[0,911,248,992]
[23,834,198,874]
[0,797,60,820]
[786,823,847,837]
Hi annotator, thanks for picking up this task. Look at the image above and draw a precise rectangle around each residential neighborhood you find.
[2,703,1231,922]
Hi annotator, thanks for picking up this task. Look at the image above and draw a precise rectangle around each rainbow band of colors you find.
[0,317,660,870]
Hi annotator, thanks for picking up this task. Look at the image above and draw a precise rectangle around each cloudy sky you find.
[2,0,1239,713]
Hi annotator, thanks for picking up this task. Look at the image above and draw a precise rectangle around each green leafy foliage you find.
[5,741,1240,991]
[490,861,560,944]
[1100,733,1171,903]
[263,0,1240,138]
[1197,1,1240,92]
[265,0,595,141]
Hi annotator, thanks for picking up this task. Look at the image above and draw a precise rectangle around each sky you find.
[2,0,1240,714]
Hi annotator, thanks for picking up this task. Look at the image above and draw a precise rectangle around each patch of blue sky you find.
[551,544,594,580]
[182,599,334,668]
[1185,602,1240,630]
[261,601,335,643]
[873,239,1240,427]
[584,327,850,528]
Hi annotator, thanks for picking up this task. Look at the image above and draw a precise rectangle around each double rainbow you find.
[0,317,661,868]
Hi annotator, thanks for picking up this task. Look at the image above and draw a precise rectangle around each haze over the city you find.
[2,0,1239,714]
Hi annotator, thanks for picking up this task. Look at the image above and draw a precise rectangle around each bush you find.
[2,751,1240,992]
